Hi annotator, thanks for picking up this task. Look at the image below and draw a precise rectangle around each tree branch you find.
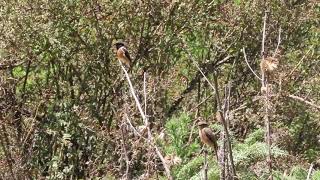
[287,94,320,111]
[119,61,172,179]
[242,48,262,80]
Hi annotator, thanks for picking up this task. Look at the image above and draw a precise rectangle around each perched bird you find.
[198,121,218,160]
[115,42,132,68]
[260,48,282,82]
[260,56,279,77]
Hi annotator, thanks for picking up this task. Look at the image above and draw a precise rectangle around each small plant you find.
[164,113,200,158]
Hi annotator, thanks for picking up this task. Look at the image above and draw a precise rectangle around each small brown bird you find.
[260,56,279,75]
[115,42,132,68]
[260,49,282,82]
[198,121,218,160]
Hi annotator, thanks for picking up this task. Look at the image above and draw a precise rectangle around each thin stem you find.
[120,124,131,179]
[204,150,208,180]
[186,51,236,179]
[273,27,282,57]
[119,60,172,179]
[192,59,216,91]
[213,74,237,179]
[306,163,314,180]
[242,48,262,80]
[261,9,273,179]
[288,94,320,111]
[261,11,268,59]
[0,124,16,180]
[144,72,147,115]
[119,60,146,121]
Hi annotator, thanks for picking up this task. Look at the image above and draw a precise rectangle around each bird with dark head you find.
[115,42,132,68]
[115,42,124,50]
[198,121,218,161]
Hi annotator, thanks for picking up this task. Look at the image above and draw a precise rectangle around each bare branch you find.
[242,48,262,80]
[307,163,314,180]
[120,123,131,179]
[287,94,320,111]
[213,73,237,179]
[119,60,172,180]
[261,9,273,180]
[189,94,214,113]
[204,150,208,180]
[190,53,232,92]
[273,27,282,57]
[261,10,268,59]
[144,72,147,115]
[288,48,311,76]
[119,61,147,121]
[192,58,216,91]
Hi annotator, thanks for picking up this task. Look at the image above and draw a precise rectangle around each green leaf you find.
[234,0,241,5]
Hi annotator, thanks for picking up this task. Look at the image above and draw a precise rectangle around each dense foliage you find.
[0,0,319,179]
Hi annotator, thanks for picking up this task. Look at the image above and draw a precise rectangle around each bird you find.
[198,121,218,160]
[115,42,132,68]
[260,56,279,76]
[260,48,282,82]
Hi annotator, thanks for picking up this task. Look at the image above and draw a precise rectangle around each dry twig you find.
[242,48,262,80]
[287,94,320,111]
[306,163,314,180]
[187,51,237,179]
[118,60,172,180]
[261,10,273,180]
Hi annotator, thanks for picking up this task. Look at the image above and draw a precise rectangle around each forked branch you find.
[118,61,172,180]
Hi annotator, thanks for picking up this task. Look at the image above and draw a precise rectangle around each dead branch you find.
[213,73,237,180]
[242,48,262,80]
[261,9,273,180]
[287,94,320,111]
[119,60,173,180]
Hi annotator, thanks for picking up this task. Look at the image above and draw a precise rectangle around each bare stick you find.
[191,54,232,92]
[189,94,214,113]
[119,61,146,121]
[204,150,208,180]
[273,27,282,57]
[120,124,131,179]
[242,48,262,80]
[192,60,216,91]
[144,71,153,177]
[142,71,152,141]
[224,81,234,175]
[222,85,229,178]
[261,11,268,58]
[118,60,172,179]
[288,94,320,111]
[261,10,273,179]
[125,115,144,138]
[306,163,314,180]
[144,72,147,115]
[187,52,236,179]
[143,71,149,175]
[213,74,237,179]
[261,11,268,88]
[288,48,311,76]
[219,132,226,180]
